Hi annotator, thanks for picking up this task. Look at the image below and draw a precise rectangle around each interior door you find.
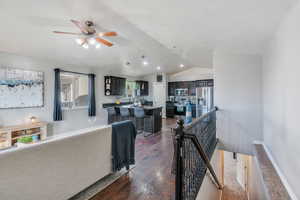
[153,82,166,118]
[237,154,249,191]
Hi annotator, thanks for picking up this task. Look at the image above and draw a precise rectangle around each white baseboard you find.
[253,141,298,200]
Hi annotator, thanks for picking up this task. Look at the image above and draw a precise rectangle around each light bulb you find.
[89,38,96,45]
[82,43,89,49]
[95,44,101,49]
[75,38,84,45]
[143,61,148,66]
[157,66,161,70]
[180,64,185,68]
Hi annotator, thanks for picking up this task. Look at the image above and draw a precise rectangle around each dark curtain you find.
[88,74,96,117]
[53,68,62,121]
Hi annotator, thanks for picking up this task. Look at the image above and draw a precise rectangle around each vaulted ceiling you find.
[0,0,296,76]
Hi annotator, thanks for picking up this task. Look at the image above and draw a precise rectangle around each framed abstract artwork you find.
[0,67,44,108]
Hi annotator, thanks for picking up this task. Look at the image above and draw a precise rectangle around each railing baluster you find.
[175,119,184,200]
[174,107,222,200]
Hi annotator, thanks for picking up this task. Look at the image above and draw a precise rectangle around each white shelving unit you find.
[0,122,47,150]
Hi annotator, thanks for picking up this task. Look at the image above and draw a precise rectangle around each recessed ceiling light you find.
[143,61,149,66]
[180,64,185,68]
[157,66,161,70]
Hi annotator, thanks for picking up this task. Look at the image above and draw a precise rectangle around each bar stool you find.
[120,107,131,121]
[107,107,118,124]
[134,107,149,136]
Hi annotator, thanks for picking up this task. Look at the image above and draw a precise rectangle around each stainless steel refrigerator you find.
[195,87,214,117]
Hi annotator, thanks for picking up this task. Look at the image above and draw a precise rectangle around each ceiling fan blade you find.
[70,19,88,34]
[95,37,113,47]
[99,32,117,37]
[53,31,82,35]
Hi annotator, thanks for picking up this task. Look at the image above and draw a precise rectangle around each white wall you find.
[0,52,138,135]
[262,2,300,198]
[168,67,213,82]
[248,155,269,200]
[214,51,262,155]
[141,73,168,100]
[196,150,222,200]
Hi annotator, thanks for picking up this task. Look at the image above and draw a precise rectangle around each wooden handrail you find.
[183,107,218,131]
[175,107,222,200]
[184,134,223,190]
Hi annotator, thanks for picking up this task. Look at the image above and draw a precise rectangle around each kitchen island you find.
[105,104,162,134]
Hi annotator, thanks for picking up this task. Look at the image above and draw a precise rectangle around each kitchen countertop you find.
[103,101,153,108]
[120,105,162,110]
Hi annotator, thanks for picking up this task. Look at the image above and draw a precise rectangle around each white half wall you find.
[0,125,112,200]
[262,1,300,198]
[214,51,262,155]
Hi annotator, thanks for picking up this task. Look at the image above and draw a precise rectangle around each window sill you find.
[62,106,88,111]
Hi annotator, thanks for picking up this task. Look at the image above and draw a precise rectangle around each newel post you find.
[175,119,185,200]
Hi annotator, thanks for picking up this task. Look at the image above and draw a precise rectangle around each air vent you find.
[157,74,163,82]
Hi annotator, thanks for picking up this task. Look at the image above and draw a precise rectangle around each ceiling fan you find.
[53,20,117,48]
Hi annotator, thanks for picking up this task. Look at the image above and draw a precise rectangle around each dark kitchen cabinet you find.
[176,81,189,89]
[104,76,126,96]
[191,104,196,118]
[175,82,181,89]
[168,82,176,96]
[166,101,175,118]
[136,81,149,96]
[168,79,214,97]
[195,79,214,87]
[188,81,196,96]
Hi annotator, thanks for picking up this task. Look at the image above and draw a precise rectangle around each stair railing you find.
[175,107,222,200]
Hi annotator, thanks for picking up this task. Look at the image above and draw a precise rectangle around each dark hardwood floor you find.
[90,119,177,200]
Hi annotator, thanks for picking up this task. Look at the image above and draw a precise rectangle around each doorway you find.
[221,151,250,200]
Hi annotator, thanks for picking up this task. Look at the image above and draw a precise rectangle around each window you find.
[60,72,88,109]
[126,81,137,97]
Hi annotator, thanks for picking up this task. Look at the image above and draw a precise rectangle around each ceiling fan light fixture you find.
[95,44,101,49]
[82,43,89,49]
[89,38,96,45]
[75,38,84,45]
[54,20,117,47]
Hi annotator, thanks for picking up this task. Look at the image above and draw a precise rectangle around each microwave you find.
[175,88,188,96]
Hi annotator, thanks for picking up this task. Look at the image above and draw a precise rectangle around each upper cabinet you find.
[168,79,214,96]
[168,82,176,96]
[136,80,149,96]
[195,79,214,87]
[105,76,126,96]
[188,81,196,96]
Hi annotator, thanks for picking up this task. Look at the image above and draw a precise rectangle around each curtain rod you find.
[60,69,94,76]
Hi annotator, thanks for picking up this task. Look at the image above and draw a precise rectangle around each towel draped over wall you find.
[112,120,137,172]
